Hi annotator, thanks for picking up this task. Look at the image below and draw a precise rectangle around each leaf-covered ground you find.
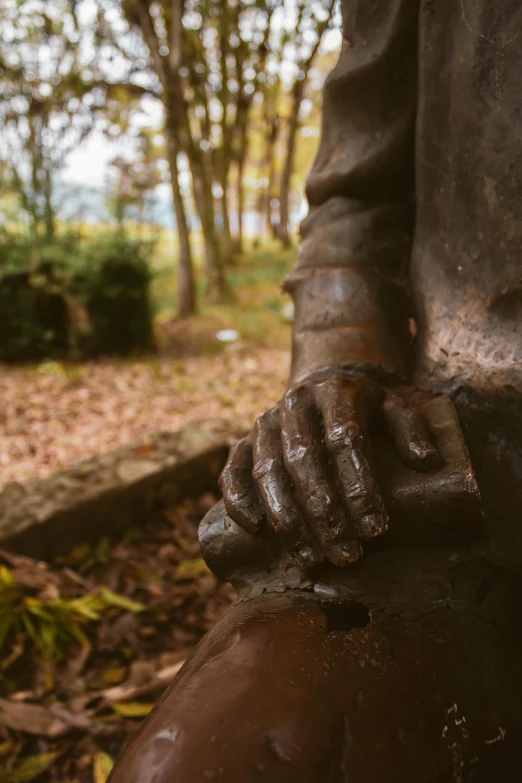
[0,242,295,780]
[0,242,296,492]
[0,493,235,782]
[0,346,290,491]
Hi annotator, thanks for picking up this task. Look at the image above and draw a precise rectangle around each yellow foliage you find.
[0,752,59,783]
[111,702,154,718]
[93,752,114,783]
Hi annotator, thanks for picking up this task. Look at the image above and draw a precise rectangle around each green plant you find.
[0,567,144,663]
[0,233,72,362]
[68,232,156,357]
[0,230,156,361]
[0,751,59,783]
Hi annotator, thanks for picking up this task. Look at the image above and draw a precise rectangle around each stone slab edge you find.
[0,418,247,559]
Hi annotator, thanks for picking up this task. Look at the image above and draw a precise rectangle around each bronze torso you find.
[294,0,522,394]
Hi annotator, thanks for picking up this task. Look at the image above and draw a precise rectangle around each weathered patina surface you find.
[109,1,522,779]
[110,574,522,782]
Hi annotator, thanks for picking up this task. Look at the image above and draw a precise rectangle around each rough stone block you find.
[0,418,246,559]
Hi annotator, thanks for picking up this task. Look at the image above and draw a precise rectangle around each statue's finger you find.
[253,408,320,569]
[319,376,389,541]
[281,383,361,567]
[382,391,440,471]
[220,435,263,534]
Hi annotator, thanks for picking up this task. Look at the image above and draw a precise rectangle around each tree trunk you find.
[219,173,233,260]
[267,135,277,239]
[232,92,250,253]
[264,115,280,239]
[162,67,226,299]
[191,167,227,298]
[278,86,302,249]
[254,155,268,239]
[43,166,55,243]
[277,1,335,248]
[166,135,197,317]
[192,176,226,295]
[236,154,245,252]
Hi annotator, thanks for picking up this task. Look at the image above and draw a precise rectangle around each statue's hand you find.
[220,371,440,569]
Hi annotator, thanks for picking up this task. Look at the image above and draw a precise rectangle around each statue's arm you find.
[288,0,420,386]
[220,1,434,570]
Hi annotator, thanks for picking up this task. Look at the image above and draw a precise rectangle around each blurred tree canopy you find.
[0,0,100,241]
[0,0,340,316]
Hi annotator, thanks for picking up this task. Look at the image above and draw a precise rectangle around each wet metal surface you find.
[109,589,522,782]
[109,1,522,779]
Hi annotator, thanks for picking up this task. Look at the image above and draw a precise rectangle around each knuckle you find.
[345,483,372,503]
[325,420,361,451]
[221,482,246,510]
[222,437,252,480]
[223,486,252,512]
[228,437,249,462]
[307,483,337,520]
[219,466,233,490]
[284,383,308,411]
[252,456,283,481]
[319,375,359,409]
[255,408,277,433]
[255,412,270,432]
[284,444,308,469]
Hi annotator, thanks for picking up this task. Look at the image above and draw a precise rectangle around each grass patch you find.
[151,237,297,351]
[0,565,144,664]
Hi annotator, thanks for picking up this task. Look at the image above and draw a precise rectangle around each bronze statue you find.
[109,1,522,779]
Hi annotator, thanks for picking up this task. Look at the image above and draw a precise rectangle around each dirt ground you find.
[0,345,290,492]
[0,240,295,492]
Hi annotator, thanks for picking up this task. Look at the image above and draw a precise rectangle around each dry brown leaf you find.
[0,699,69,738]
[95,660,185,708]
[0,348,289,490]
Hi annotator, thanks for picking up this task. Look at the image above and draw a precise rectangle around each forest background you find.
[0,0,341,488]
[0,3,344,779]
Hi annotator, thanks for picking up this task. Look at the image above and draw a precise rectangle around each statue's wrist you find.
[286,264,412,386]
[287,362,404,389]
[289,328,409,386]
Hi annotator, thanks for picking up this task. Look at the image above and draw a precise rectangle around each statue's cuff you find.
[286,266,411,385]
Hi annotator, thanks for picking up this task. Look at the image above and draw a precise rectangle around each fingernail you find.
[359,512,388,539]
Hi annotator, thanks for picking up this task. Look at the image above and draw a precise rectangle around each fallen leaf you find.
[99,587,145,614]
[111,702,154,718]
[175,558,210,580]
[103,667,127,687]
[0,346,288,490]
[0,740,13,757]
[95,660,185,707]
[0,699,69,737]
[0,751,58,782]
[93,751,114,783]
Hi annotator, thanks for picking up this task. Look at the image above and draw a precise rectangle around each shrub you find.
[73,233,156,357]
[0,262,70,363]
[0,231,156,361]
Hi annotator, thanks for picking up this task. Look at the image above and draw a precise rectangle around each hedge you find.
[0,232,156,362]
